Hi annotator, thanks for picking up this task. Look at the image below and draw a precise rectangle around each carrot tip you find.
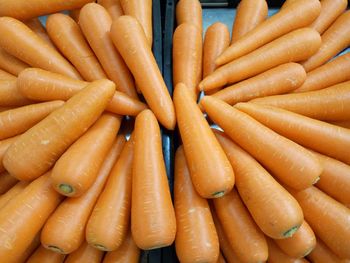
[93,244,109,251]
[47,245,65,254]
[212,191,225,198]
[283,225,299,238]
[59,184,74,195]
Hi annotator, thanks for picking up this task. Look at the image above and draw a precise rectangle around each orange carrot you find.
[69,9,81,23]
[217,252,226,263]
[98,0,124,20]
[302,11,350,72]
[0,135,19,173]
[111,16,176,130]
[201,96,322,190]
[307,238,344,263]
[79,3,138,98]
[280,0,300,9]
[24,18,56,48]
[0,80,33,107]
[0,172,18,194]
[214,130,303,239]
[176,0,202,32]
[231,0,267,44]
[329,120,350,129]
[64,242,104,263]
[174,83,234,198]
[0,172,63,263]
[0,17,81,80]
[42,136,125,254]
[200,28,321,91]
[234,102,350,165]
[0,101,64,140]
[131,109,176,249]
[0,181,28,210]
[16,233,41,263]
[174,146,219,263]
[214,188,268,263]
[209,63,306,105]
[267,238,310,263]
[173,23,202,100]
[0,69,15,80]
[0,106,14,112]
[26,245,65,263]
[0,48,29,76]
[3,79,115,181]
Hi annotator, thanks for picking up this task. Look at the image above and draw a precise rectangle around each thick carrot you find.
[0,172,63,263]
[302,11,350,72]
[0,69,15,80]
[64,242,104,263]
[293,53,350,93]
[0,135,19,173]
[235,102,350,165]
[174,146,219,263]
[0,172,18,195]
[46,14,107,82]
[329,120,350,129]
[214,188,268,263]
[231,0,267,44]
[289,186,350,259]
[131,109,176,249]
[0,17,81,80]
[69,9,81,23]
[17,233,40,263]
[0,101,64,140]
[111,16,176,130]
[0,181,28,210]
[24,18,55,48]
[98,0,124,20]
[102,230,140,263]
[173,23,202,100]
[0,80,33,107]
[86,137,133,251]
[17,68,147,116]
[214,130,303,239]
[79,3,138,99]
[174,83,234,198]
[3,79,115,181]
[200,28,321,91]
[120,0,152,46]
[274,221,316,258]
[0,48,29,76]
[42,136,125,254]
[201,96,322,190]
[267,238,310,263]
[209,63,306,105]
[26,245,65,263]
[176,0,202,32]
[307,238,344,263]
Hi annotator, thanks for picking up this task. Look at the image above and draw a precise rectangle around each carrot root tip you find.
[212,191,225,198]
[59,184,74,195]
[93,244,109,251]
[47,245,65,254]
[283,225,299,238]
[312,176,320,185]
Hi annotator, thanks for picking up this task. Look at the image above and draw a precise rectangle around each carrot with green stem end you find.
[0,172,18,194]
[267,238,310,263]
[307,238,344,263]
[98,0,124,20]
[0,135,19,173]
[3,79,115,181]
[0,69,15,80]
[174,84,234,198]
[26,245,65,263]
[0,48,29,76]
[0,80,33,107]
[64,242,104,263]
[176,0,202,32]
[200,28,321,91]
[0,181,28,210]
[201,96,322,190]
[111,16,176,130]
[24,18,55,49]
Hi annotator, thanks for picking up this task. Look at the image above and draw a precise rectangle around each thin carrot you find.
[302,11,350,72]
[235,102,350,165]
[98,0,124,20]
[64,242,104,263]
[3,79,115,181]
[214,130,303,239]
[329,120,350,129]
[0,69,15,80]
[307,238,344,263]
[267,238,310,263]
[111,16,176,130]
[0,80,33,107]
[200,28,321,91]
[26,245,65,263]
[174,146,219,263]
[131,109,176,250]
[201,96,322,190]
[42,136,125,254]
[174,83,234,198]
[0,135,19,173]
[0,172,63,263]
[0,181,28,210]
[24,18,56,48]
[0,17,81,80]
[69,9,81,23]
[79,3,138,98]
[0,172,18,195]
[0,101,64,140]
[176,0,202,32]
[230,0,267,44]
[16,233,41,263]
[0,48,29,76]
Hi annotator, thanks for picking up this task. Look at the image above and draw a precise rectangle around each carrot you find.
[329,120,350,129]
[3,79,115,181]
[0,135,19,173]
[201,96,322,190]
[120,0,152,46]
[293,53,350,93]
[16,233,41,263]
[281,0,301,9]
[0,181,28,210]
[0,69,15,80]
[234,102,350,165]
[0,17,81,80]
[289,186,350,259]
[0,48,29,76]
[0,172,18,195]
[17,68,147,116]
[0,106,14,112]
[302,11,350,72]
[200,28,321,91]
[24,18,55,49]
[98,0,124,20]
[26,245,65,263]
[174,83,234,198]
[0,80,33,107]
[42,136,125,254]
[0,101,64,140]
[64,242,104,263]
[79,3,138,99]
[217,252,226,263]
[307,238,344,263]
[310,0,348,34]
[213,188,268,263]
[69,9,81,23]
[176,0,202,32]
[214,130,303,239]
[267,238,310,263]
[102,230,140,263]
[274,221,316,258]
[111,16,176,130]
[208,63,306,105]
[230,0,267,44]
[174,146,219,263]
[131,109,176,249]
[0,172,63,263]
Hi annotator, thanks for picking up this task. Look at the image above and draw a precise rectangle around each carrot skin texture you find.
[26,245,65,263]
[0,135,19,173]
[0,69,15,80]
[307,238,344,263]
[174,146,219,263]
[98,0,124,20]
[111,16,176,130]
[24,18,56,49]
[267,238,310,263]
[3,79,115,181]
[0,48,29,76]
[0,181,28,210]
[64,242,104,263]
[0,172,18,194]
[0,80,33,107]
[132,110,176,250]
[176,0,202,32]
